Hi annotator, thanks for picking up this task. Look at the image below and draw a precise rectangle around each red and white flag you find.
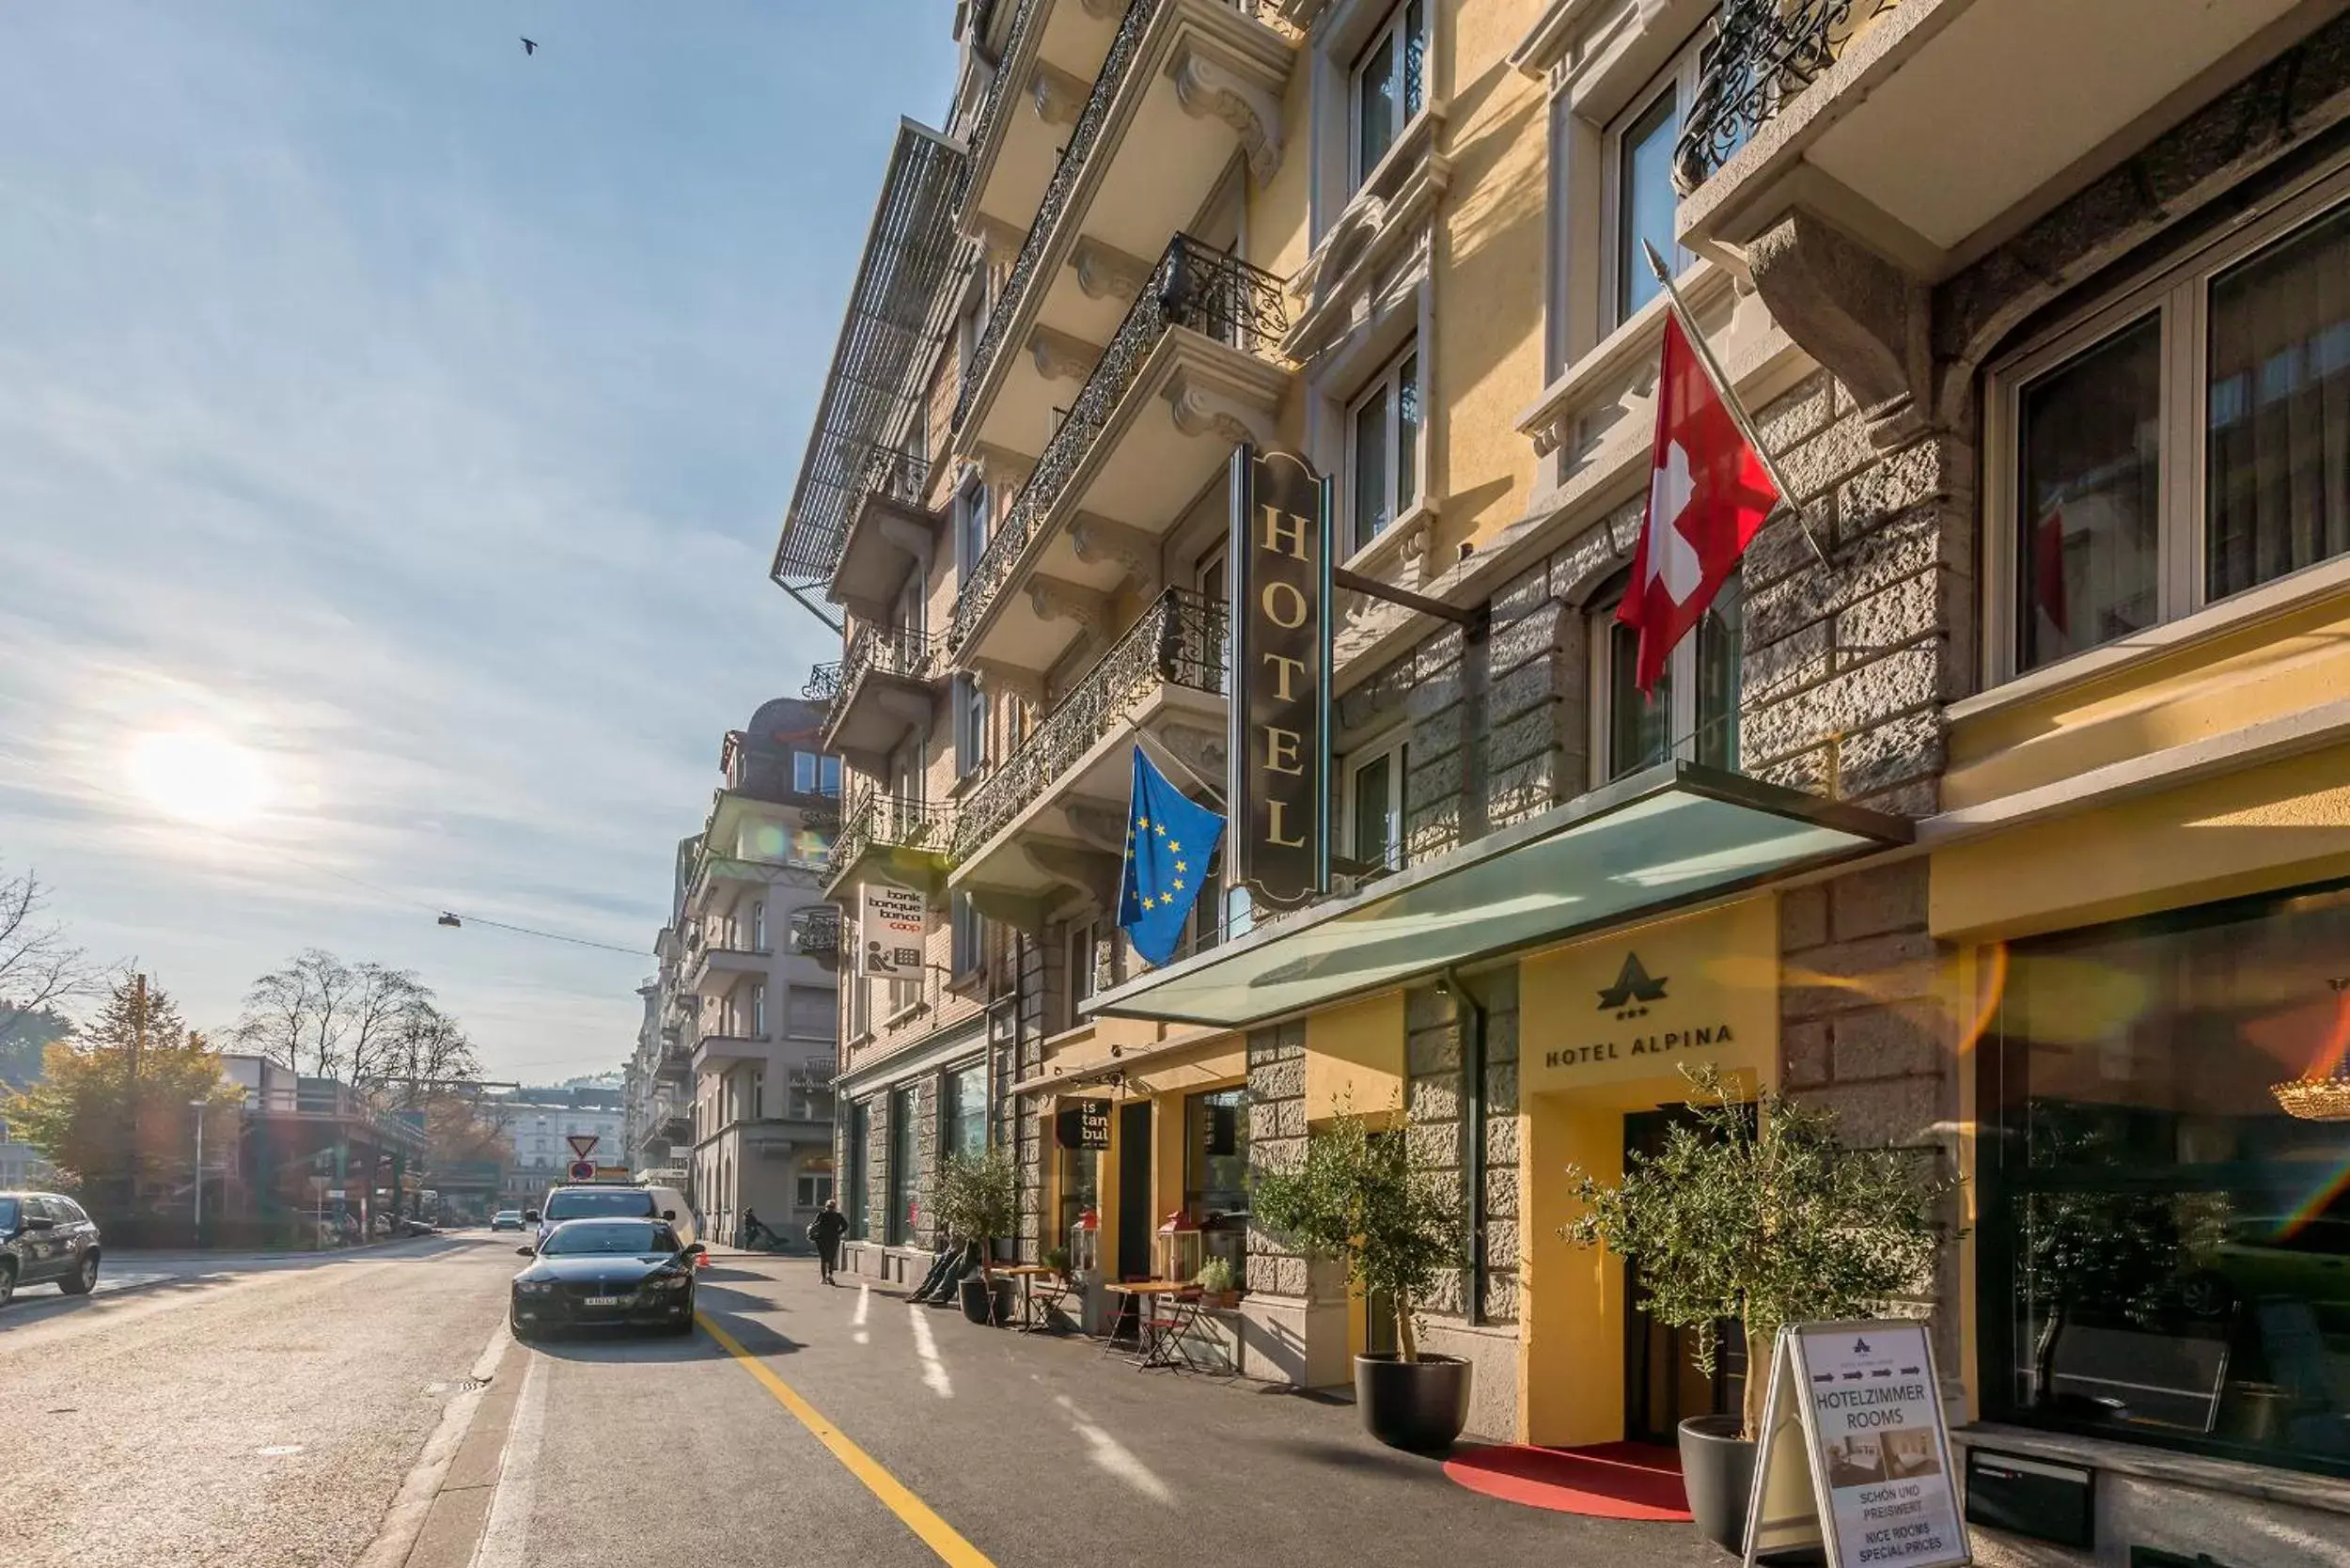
[1617,312,1780,695]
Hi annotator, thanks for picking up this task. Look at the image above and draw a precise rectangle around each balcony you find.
[686,942,769,999]
[827,447,935,625]
[950,588,1227,923]
[1676,0,2313,281]
[691,1033,770,1077]
[789,906,841,967]
[962,0,1129,251]
[820,623,943,771]
[948,235,1290,668]
[821,791,958,901]
[952,0,1294,463]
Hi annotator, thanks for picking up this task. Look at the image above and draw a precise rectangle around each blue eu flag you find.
[1116,746,1225,968]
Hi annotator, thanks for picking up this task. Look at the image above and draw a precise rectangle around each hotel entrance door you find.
[1622,1106,1746,1444]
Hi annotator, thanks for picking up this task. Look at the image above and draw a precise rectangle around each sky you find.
[0,3,961,1084]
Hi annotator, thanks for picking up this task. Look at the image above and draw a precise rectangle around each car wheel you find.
[510,1310,536,1343]
[0,1261,15,1309]
[59,1252,98,1296]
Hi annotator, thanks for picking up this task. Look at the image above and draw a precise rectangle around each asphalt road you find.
[1,1235,1700,1568]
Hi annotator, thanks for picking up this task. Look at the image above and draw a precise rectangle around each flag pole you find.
[1642,241,1831,569]
[1135,728,1227,810]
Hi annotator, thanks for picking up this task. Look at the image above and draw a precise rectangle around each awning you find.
[1086,761,1911,1028]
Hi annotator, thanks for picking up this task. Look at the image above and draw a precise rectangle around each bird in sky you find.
[521,37,539,55]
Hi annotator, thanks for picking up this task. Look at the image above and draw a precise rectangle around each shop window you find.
[1349,0,1426,189]
[1981,878,2350,1477]
[1058,1137,1101,1257]
[942,1060,987,1162]
[1590,568,1743,783]
[1346,734,1408,873]
[1184,1088,1250,1280]
[845,1100,870,1241]
[1993,169,2350,681]
[885,1086,916,1247]
[1347,344,1421,554]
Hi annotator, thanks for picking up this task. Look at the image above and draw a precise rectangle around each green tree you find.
[1251,1112,1463,1362]
[1561,1064,1956,1437]
[930,1148,1020,1278]
[5,975,241,1235]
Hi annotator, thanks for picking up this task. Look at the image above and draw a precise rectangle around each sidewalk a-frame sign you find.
[1743,1321,1970,1567]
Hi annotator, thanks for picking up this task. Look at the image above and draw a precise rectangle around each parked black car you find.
[509,1217,702,1340]
[1,1192,102,1307]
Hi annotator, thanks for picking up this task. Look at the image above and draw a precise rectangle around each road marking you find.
[471,1350,548,1568]
[255,1444,305,1457]
[697,1312,994,1568]
[1054,1395,1174,1505]
[854,1280,870,1343]
[907,1302,952,1398]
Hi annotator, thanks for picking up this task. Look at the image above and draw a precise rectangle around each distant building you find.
[492,1082,628,1206]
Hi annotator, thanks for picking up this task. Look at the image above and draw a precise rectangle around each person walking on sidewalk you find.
[808,1200,848,1284]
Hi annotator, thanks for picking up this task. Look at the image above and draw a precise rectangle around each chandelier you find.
[2273,1060,2350,1121]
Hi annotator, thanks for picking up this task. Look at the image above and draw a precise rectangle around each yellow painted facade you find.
[1304,990,1406,1124]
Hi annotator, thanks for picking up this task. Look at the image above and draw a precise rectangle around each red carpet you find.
[1443,1441,1693,1521]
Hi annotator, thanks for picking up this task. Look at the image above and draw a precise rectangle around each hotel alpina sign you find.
[1522,899,1778,1091]
[1229,447,1331,909]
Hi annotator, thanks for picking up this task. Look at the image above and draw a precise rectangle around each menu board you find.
[1745,1321,1970,1568]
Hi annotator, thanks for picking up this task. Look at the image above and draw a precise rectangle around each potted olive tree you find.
[1253,1112,1470,1451]
[932,1148,1020,1326]
[1563,1065,1954,1554]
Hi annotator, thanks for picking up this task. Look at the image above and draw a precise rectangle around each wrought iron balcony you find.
[1676,0,1875,193]
[951,588,1227,861]
[860,444,930,510]
[804,662,844,702]
[822,624,942,760]
[948,234,1289,651]
[826,792,956,886]
[789,906,841,964]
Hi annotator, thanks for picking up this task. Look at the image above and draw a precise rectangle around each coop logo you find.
[1596,952,1668,1019]
[1541,950,1732,1073]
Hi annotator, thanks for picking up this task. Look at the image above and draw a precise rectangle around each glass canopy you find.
[1087,761,1910,1028]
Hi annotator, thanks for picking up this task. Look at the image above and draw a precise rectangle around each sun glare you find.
[128,729,273,826]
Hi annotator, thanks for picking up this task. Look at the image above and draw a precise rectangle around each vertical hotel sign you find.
[1229,447,1330,908]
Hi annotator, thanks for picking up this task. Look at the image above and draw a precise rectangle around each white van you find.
[640,1185,697,1249]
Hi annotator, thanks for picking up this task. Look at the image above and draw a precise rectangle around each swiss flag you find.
[1618,312,1780,695]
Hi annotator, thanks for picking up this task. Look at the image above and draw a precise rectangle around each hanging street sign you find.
[1744,1321,1968,1568]
[859,882,927,976]
[566,1134,600,1159]
[1228,445,1330,909]
[1055,1100,1112,1151]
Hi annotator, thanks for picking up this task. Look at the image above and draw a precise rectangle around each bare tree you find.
[232,949,365,1078]
[0,862,101,1044]
[375,998,481,1107]
[343,962,430,1088]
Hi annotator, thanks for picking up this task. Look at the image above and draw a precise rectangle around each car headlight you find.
[515,1280,556,1295]
[651,1274,691,1293]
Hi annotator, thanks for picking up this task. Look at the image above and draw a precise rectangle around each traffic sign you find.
[568,1159,596,1182]
[566,1133,600,1158]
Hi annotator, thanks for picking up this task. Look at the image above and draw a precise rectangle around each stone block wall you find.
[857,1090,887,1244]
[911,1075,940,1249]
[1244,1019,1309,1298]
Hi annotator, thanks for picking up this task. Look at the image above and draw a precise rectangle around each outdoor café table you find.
[994,1263,1060,1332]
[1102,1280,1201,1370]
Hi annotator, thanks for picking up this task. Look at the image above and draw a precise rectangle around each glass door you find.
[1622,1106,1745,1443]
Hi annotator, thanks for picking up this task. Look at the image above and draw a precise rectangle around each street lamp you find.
[189,1100,208,1247]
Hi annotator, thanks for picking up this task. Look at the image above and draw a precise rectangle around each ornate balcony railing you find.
[1675,0,1887,193]
[804,662,843,702]
[827,791,956,880]
[960,0,1047,207]
[789,906,841,964]
[948,235,1290,650]
[859,444,932,511]
[951,588,1227,860]
[825,623,942,736]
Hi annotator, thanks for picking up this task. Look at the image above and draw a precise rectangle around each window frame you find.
[1343,341,1422,555]
[949,889,984,980]
[1064,917,1098,1032]
[952,673,988,780]
[1346,0,1427,193]
[953,478,990,587]
[1597,45,1704,336]
[1587,570,1745,786]
[1983,159,2350,689]
[1344,729,1409,873]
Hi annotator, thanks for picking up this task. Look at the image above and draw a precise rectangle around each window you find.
[1350,0,1426,187]
[747,982,767,1040]
[822,755,841,796]
[1981,879,2350,1478]
[788,984,835,1041]
[1605,83,1687,329]
[1995,174,2350,679]
[954,479,989,585]
[749,900,766,952]
[845,1101,870,1241]
[1591,569,1743,782]
[1064,918,1098,1031]
[952,673,987,778]
[1184,1088,1250,1279]
[1058,1133,1101,1256]
[796,1172,835,1209]
[950,890,983,979]
[848,971,870,1039]
[942,1061,987,1162]
[751,1071,764,1120]
[1347,345,1421,553]
[1346,734,1408,872]
[885,1087,916,1246]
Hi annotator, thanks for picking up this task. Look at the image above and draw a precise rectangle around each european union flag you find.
[1116,745,1225,968]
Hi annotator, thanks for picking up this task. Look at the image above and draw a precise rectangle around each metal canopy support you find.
[1331,566,1485,632]
[771,119,971,604]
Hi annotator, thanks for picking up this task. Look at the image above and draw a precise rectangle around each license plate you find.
[585,1294,624,1307]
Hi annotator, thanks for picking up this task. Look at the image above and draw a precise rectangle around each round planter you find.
[1354,1353,1471,1452]
[959,1276,1014,1325]
[1678,1414,1757,1556]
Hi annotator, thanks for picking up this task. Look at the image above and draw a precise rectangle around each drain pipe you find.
[1441,966,1487,1325]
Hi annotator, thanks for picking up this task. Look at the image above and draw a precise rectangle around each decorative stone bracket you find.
[1020,838,1122,912]
[1070,512,1164,599]
[1167,368,1278,448]
[1746,207,1931,446]
[1032,60,1089,128]
[1168,35,1287,186]
[1072,236,1155,305]
[1028,323,1104,384]
[1029,574,1111,638]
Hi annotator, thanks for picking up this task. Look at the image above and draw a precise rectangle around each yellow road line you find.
[697,1312,995,1568]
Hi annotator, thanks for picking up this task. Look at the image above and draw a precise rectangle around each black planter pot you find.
[958,1276,1014,1325]
[1354,1354,1472,1452]
[1678,1414,1757,1555]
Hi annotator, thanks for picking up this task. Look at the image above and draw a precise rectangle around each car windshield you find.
[543,1189,654,1221]
[540,1222,675,1257]
[0,1199,17,1231]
